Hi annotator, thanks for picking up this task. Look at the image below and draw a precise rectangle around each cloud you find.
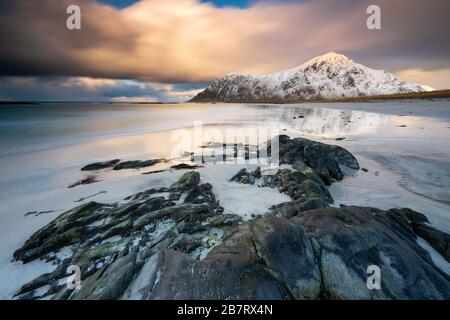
[0,76,205,101]
[395,68,450,90]
[0,0,449,89]
[112,95,158,102]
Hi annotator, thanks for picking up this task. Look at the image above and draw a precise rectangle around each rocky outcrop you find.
[227,135,356,217]
[13,171,241,299]
[12,137,450,300]
[122,215,320,300]
[127,207,450,300]
[297,206,450,299]
[68,175,99,188]
[265,135,359,184]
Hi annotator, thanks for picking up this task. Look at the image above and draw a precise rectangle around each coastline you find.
[189,89,450,104]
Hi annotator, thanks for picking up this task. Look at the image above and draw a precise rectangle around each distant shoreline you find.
[1,89,449,105]
[190,89,450,104]
[306,89,450,103]
[0,101,180,105]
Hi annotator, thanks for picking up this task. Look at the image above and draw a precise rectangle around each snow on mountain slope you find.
[190,52,432,102]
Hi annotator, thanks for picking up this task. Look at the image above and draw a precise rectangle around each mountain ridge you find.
[190,52,432,103]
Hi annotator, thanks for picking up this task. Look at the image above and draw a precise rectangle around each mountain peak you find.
[303,51,352,67]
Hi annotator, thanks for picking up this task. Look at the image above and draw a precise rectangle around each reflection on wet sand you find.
[250,105,392,137]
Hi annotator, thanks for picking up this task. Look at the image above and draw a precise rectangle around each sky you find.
[0,0,449,102]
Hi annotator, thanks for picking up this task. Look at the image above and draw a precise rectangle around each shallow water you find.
[0,100,449,298]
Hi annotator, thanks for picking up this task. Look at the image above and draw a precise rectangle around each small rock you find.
[170,163,204,170]
[81,159,120,171]
[113,159,162,170]
[68,175,99,188]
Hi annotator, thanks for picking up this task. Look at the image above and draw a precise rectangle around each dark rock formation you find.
[388,208,450,262]
[296,206,450,299]
[265,135,359,185]
[170,163,204,170]
[113,159,162,170]
[229,167,261,185]
[12,137,450,300]
[13,172,241,300]
[68,175,99,188]
[81,159,120,171]
[121,215,320,300]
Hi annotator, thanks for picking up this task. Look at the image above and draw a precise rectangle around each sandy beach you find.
[0,99,449,299]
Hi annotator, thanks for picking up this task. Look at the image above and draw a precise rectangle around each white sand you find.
[0,99,449,298]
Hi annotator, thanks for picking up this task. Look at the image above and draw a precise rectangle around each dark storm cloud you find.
[0,76,204,102]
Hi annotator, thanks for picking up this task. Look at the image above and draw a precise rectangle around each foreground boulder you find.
[14,195,450,300]
[297,206,450,299]
[122,215,320,300]
[125,206,450,300]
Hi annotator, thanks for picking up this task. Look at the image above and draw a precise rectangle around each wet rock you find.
[81,159,120,171]
[388,208,450,262]
[269,198,327,218]
[75,191,107,203]
[324,144,359,170]
[13,202,104,263]
[171,163,204,170]
[141,169,166,175]
[264,135,359,182]
[296,206,450,299]
[391,207,429,224]
[122,215,320,300]
[184,183,217,206]
[262,168,333,204]
[68,175,99,188]
[15,258,71,297]
[229,167,261,185]
[113,159,162,170]
[24,209,58,217]
[70,248,140,300]
[170,171,200,190]
[411,224,450,262]
[169,234,203,254]
[304,143,342,184]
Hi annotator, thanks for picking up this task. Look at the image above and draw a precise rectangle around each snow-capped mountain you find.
[190,52,432,102]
